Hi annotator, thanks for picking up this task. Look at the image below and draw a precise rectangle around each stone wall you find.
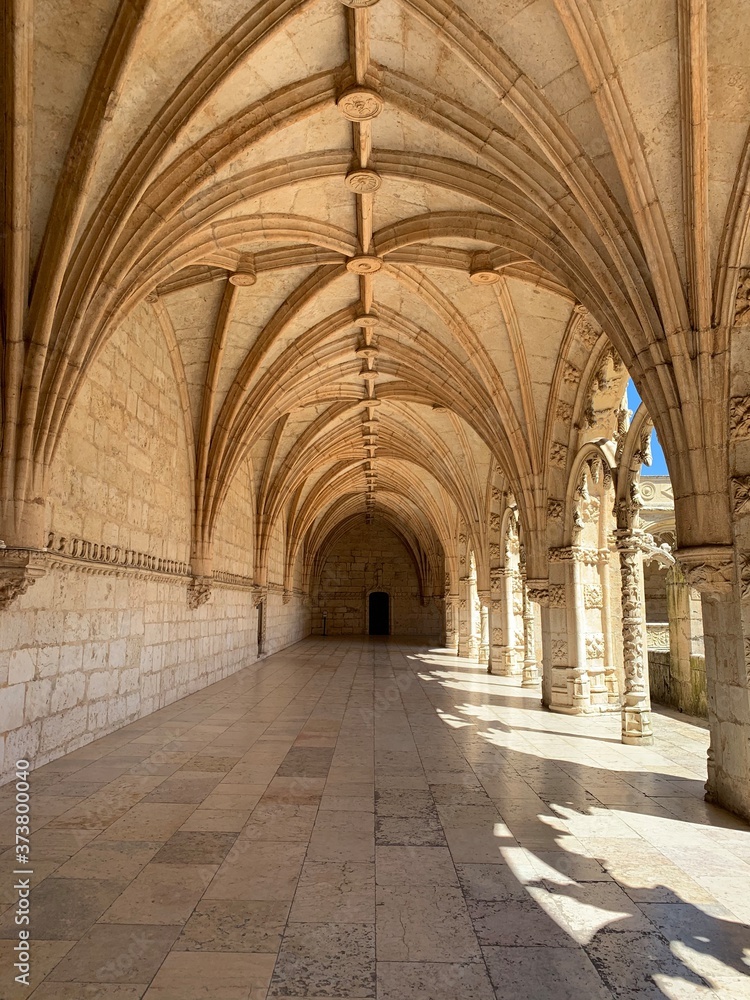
[312,518,442,636]
[0,305,309,782]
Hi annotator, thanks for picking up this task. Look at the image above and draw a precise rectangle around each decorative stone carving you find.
[0,549,46,610]
[491,486,503,503]
[548,585,566,608]
[492,627,503,644]
[526,578,549,605]
[585,633,605,659]
[556,400,574,421]
[583,583,603,609]
[550,442,568,467]
[547,498,563,520]
[735,269,750,324]
[578,320,600,350]
[551,639,567,663]
[616,531,653,744]
[676,545,734,598]
[729,396,750,439]
[340,0,380,6]
[732,476,750,517]
[562,362,581,384]
[489,543,502,560]
[646,624,670,650]
[187,577,212,610]
[549,546,599,564]
[347,255,382,274]
[337,86,384,121]
[345,169,382,193]
[740,556,750,602]
[490,512,502,532]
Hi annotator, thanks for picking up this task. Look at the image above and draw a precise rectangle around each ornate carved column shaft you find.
[570,554,592,710]
[478,590,491,671]
[616,530,654,745]
[521,576,540,687]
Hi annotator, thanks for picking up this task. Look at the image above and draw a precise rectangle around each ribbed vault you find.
[3,0,750,590]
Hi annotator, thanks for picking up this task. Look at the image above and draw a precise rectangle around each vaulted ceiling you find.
[4,0,750,579]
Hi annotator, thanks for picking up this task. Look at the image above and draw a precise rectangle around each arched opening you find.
[368,592,390,635]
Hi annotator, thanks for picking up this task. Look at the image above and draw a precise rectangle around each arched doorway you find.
[368,592,390,635]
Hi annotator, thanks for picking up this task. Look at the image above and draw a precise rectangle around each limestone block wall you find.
[0,303,310,782]
[312,519,442,636]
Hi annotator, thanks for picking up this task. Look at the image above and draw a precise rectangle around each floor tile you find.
[268,923,375,998]
[175,899,289,952]
[46,923,180,982]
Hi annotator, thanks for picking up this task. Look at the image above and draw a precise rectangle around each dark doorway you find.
[369,592,390,635]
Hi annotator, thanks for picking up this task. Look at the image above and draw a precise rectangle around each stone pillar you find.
[478,590,491,671]
[616,531,653,745]
[445,595,459,653]
[500,567,518,675]
[599,548,620,706]
[665,563,706,715]
[677,545,749,819]
[521,578,540,687]
[568,554,592,711]
[457,578,470,658]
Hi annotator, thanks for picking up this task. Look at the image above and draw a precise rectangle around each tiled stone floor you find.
[1,636,749,999]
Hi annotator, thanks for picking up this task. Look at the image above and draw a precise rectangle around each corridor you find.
[1,637,749,999]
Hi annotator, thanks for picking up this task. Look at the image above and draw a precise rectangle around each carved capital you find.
[675,545,735,599]
[0,549,46,610]
[525,579,549,606]
[187,577,212,610]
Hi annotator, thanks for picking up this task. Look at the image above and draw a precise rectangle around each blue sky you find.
[626,380,669,476]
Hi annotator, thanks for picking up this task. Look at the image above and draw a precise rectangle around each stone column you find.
[677,545,748,819]
[478,590,491,671]
[521,577,540,687]
[665,564,706,715]
[615,531,653,745]
[570,554,592,711]
[457,578,470,657]
[599,548,620,706]
[500,567,517,675]
[445,595,459,652]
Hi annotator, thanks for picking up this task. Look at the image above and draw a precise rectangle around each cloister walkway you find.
[1,637,749,999]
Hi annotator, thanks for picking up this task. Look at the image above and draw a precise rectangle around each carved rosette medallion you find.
[347,255,382,274]
[340,0,380,6]
[337,87,384,121]
[469,269,500,285]
[345,169,382,193]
